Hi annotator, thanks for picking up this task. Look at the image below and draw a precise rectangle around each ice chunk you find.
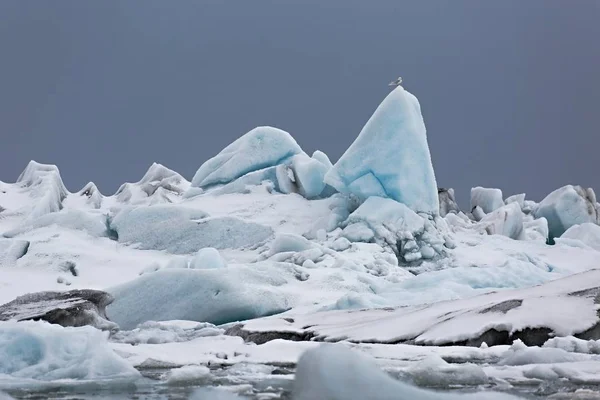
[77,182,103,208]
[342,223,375,242]
[311,150,333,168]
[499,339,587,366]
[292,344,519,400]
[114,163,189,205]
[212,166,285,195]
[17,161,68,221]
[291,154,329,199]
[524,217,549,242]
[324,87,439,214]
[110,205,273,254]
[0,321,139,381]
[470,187,504,214]
[108,267,289,329]
[191,126,303,189]
[438,188,459,217]
[165,365,210,384]
[269,233,314,256]
[557,223,600,251]
[505,193,526,209]
[406,354,487,387]
[543,336,600,354]
[479,203,525,240]
[535,185,598,239]
[190,247,226,270]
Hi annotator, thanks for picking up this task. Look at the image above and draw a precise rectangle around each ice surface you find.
[108,267,289,329]
[269,233,314,255]
[0,321,139,381]
[557,223,600,251]
[471,187,504,214]
[292,344,519,400]
[324,87,438,214]
[190,247,227,269]
[535,185,598,239]
[190,388,245,400]
[110,205,273,254]
[543,336,600,354]
[191,126,303,189]
[406,354,487,387]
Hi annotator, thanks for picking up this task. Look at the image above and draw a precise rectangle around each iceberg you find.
[534,185,598,239]
[190,126,303,189]
[324,86,439,214]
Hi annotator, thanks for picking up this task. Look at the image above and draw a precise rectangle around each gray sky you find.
[0,1,598,204]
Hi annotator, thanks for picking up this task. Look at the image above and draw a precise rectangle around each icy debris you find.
[406,354,487,387]
[471,187,504,214]
[292,344,519,400]
[108,266,289,330]
[535,185,598,239]
[0,290,118,331]
[77,182,103,208]
[557,223,600,251]
[190,247,227,270]
[342,197,447,262]
[543,336,600,354]
[191,126,303,189]
[0,321,139,381]
[324,87,439,214]
[17,161,68,221]
[438,188,460,217]
[479,203,525,240]
[3,209,110,238]
[165,365,210,384]
[110,205,273,254]
[112,320,224,345]
[0,239,29,266]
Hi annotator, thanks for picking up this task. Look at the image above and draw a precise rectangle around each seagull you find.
[388,77,403,87]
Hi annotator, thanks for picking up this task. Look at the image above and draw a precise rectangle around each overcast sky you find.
[0,1,598,204]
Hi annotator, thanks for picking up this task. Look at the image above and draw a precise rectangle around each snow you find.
[107,266,290,330]
[190,247,227,270]
[324,86,438,214]
[4,209,109,239]
[471,187,504,214]
[557,222,600,251]
[268,233,314,255]
[0,321,139,382]
[534,185,598,239]
[292,344,519,400]
[190,126,303,189]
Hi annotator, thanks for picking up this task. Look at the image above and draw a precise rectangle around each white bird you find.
[388,77,403,87]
